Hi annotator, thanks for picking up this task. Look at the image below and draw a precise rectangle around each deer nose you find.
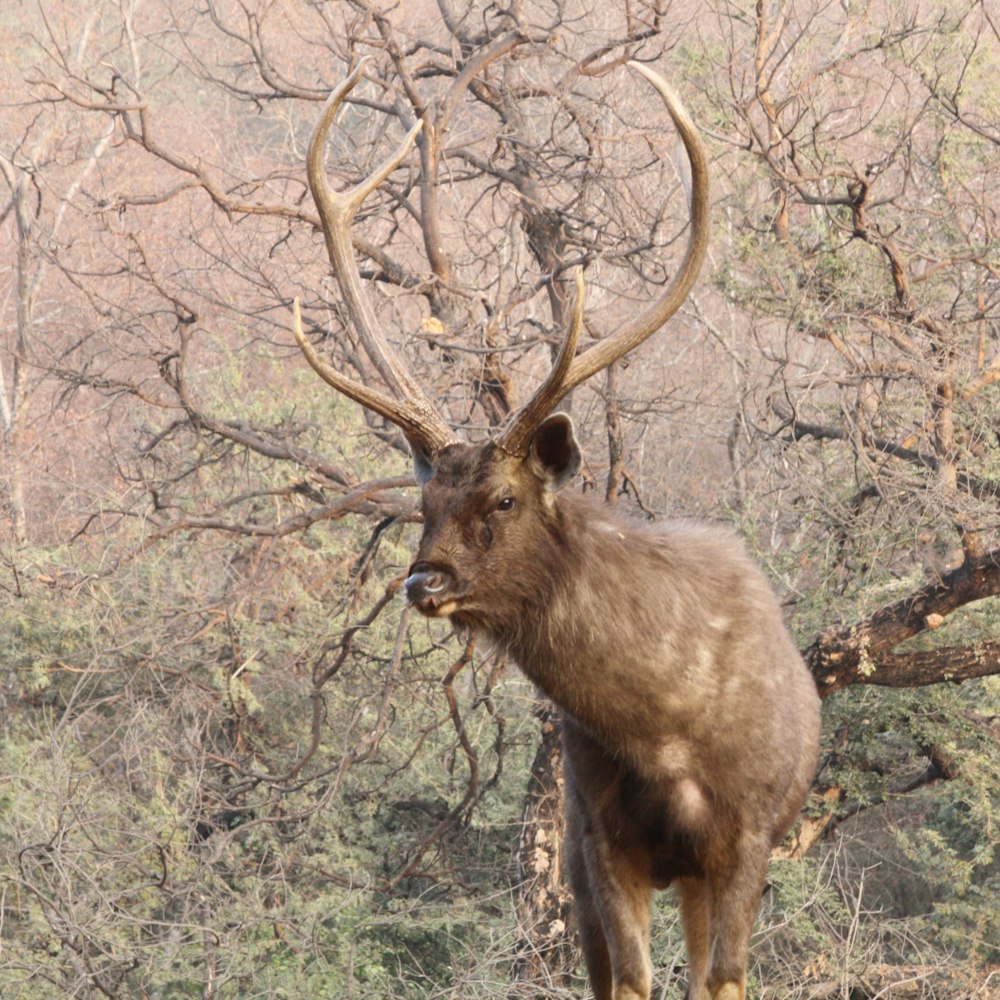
[404,564,451,605]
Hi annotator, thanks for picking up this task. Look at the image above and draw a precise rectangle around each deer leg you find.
[580,832,653,1000]
[675,876,711,1000]
[705,839,770,1000]
[565,816,613,1000]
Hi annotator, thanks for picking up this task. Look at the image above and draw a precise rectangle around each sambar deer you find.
[292,58,821,1000]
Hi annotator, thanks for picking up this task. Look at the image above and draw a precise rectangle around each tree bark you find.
[512,705,576,992]
[805,548,1000,697]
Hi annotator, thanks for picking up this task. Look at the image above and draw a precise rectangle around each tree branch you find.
[804,548,1000,696]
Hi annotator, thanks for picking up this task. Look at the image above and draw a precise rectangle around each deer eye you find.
[496,496,516,513]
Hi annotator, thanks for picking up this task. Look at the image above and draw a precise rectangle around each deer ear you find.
[528,413,582,492]
[411,445,435,486]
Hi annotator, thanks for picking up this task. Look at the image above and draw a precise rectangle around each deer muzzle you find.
[404,564,459,617]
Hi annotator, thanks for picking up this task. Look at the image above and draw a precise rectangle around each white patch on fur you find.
[655,740,711,830]
[695,644,715,679]
[706,615,730,633]
[655,736,692,777]
[673,777,710,829]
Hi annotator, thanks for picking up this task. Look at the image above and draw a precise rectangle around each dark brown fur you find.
[405,424,821,1000]
[296,58,818,1000]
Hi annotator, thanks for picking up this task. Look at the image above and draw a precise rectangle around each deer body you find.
[292,57,821,1000]
[406,432,821,1000]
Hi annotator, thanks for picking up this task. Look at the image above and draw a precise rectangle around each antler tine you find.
[496,267,585,457]
[292,299,451,455]
[498,62,710,456]
[298,57,456,459]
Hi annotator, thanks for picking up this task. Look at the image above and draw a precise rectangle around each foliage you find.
[0,522,543,997]
[1,0,998,997]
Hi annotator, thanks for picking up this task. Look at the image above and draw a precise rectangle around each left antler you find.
[496,62,710,457]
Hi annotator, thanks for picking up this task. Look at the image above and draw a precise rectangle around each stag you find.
[293,59,821,1000]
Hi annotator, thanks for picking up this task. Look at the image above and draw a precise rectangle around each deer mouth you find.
[404,566,464,617]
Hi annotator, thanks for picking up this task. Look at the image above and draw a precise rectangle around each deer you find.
[291,58,822,1000]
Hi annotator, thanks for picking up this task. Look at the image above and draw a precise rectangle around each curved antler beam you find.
[497,61,710,456]
[295,57,456,460]
[292,299,453,457]
[492,267,585,456]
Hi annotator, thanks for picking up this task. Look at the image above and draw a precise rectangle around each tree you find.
[699,0,1000,967]
[1,1,997,997]
[0,12,116,545]
[704,0,1000,683]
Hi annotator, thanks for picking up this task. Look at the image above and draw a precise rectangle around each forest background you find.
[1,0,998,997]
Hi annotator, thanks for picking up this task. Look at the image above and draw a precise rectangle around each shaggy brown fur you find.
[405,416,821,1000]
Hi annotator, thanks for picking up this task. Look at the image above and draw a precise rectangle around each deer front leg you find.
[704,836,771,1000]
[578,829,653,1000]
[563,720,654,999]
[675,876,712,1000]
[565,810,613,1000]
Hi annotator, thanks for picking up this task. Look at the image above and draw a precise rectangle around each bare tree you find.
[0,12,115,545]
[1,2,997,997]
[700,0,1000,690]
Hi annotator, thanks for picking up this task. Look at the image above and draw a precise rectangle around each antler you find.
[295,60,708,466]
[293,57,456,462]
[497,61,710,457]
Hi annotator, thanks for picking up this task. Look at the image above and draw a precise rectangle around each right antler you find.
[496,62,710,457]
[292,58,456,462]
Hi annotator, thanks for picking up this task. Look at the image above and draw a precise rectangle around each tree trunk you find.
[512,705,576,993]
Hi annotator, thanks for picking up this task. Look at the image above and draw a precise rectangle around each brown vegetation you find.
[1,2,997,997]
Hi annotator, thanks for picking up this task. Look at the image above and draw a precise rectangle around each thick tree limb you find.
[804,548,1000,697]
